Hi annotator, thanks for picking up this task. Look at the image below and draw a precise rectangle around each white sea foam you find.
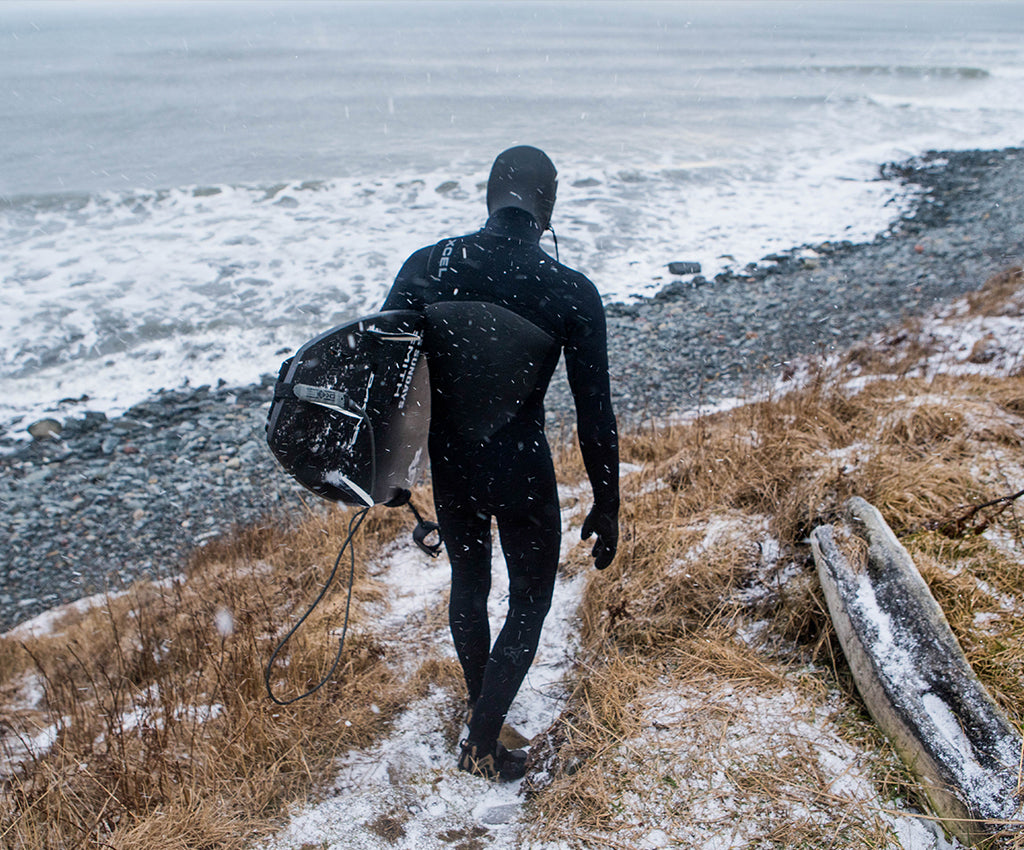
[0,155,918,436]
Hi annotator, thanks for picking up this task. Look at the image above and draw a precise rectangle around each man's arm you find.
[564,277,620,569]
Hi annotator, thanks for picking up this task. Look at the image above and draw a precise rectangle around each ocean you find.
[2,0,1023,439]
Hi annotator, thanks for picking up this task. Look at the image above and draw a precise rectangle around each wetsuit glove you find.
[581,504,618,570]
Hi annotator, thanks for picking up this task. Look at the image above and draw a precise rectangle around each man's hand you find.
[581,504,618,570]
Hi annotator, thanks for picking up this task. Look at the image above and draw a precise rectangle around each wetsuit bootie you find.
[463,699,531,751]
[458,740,527,781]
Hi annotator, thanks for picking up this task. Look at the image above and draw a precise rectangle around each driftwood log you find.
[811,497,1022,846]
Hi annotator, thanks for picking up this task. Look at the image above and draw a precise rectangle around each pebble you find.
[2,146,1023,632]
[27,419,62,441]
[583,146,1024,421]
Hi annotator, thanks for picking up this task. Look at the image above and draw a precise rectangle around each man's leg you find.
[465,497,561,752]
[437,501,493,704]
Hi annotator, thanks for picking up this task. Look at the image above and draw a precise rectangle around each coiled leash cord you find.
[264,505,369,706]
[263,498,440,706]
[264,401,377,706]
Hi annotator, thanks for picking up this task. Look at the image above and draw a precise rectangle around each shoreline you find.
[597,146,1024,423]
[2,145,1023,632]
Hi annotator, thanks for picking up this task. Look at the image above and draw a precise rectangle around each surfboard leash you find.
[263,504,369,706]
[265,401,378,706]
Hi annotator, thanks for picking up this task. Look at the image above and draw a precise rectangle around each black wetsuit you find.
[383,206,618,749]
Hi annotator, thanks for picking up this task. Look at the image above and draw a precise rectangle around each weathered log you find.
[811,496,1022,846]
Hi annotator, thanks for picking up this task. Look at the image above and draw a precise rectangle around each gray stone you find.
[28,419,62,441]
[667,261,701,275]
[4,145,1024,634]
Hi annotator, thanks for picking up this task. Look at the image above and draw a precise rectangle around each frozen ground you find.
[5,273,1023,849]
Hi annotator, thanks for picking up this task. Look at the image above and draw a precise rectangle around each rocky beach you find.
[2,146,1023,633]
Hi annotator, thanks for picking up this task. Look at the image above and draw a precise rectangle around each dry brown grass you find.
[905,532,1024,729]
[581,507,757,650]
[657,370,1019,543]
[842,317,941,377]
[0,502,420,849]
[528,269,1024,847]
[525,650,650,832]
[967,267,1024,317]
[528,637,909,848]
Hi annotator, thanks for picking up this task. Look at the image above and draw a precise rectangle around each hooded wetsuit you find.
[382,205,618,751]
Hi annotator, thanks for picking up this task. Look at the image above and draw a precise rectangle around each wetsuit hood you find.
[486,146,557,232]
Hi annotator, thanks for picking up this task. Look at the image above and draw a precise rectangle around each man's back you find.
[384,206,615,476]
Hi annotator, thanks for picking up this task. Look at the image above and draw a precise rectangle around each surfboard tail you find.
[266,311,431,507]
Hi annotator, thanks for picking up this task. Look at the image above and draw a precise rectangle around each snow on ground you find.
[256,504,972,848]
[259,493,593,850]
[765,275,1024,406]
[3,588,129,641]
[254,285,1024,849]
[878,292,1024,380]
[585,683,961,850]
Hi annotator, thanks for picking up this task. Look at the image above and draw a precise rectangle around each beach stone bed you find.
[2,147,1023,632]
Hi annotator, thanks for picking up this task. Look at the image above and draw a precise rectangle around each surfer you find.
[382,145,619,781]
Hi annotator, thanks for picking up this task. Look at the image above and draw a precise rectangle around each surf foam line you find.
[0,147,920,441]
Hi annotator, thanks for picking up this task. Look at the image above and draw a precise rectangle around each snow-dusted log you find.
[811,497,1022,847]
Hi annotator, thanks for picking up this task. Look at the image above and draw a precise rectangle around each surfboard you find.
[266,310,430,508]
